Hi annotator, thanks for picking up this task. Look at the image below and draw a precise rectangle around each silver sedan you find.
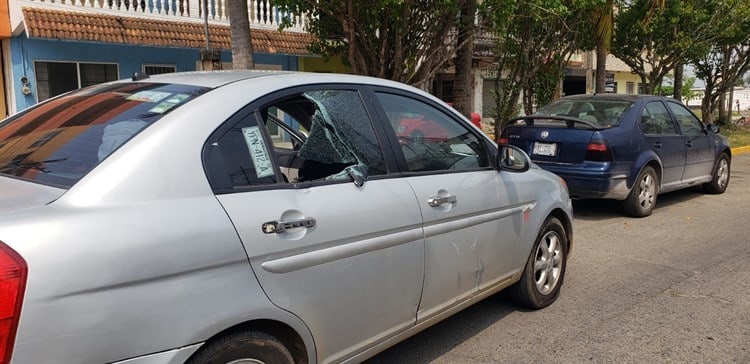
[0,71,573,364]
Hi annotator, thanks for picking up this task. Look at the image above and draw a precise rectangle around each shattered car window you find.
[265,90,386,183]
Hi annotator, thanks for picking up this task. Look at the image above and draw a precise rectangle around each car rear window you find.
[0,82,210,188]
[536,99,633,127]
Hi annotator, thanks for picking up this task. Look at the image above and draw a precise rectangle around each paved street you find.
[369,152,750,363]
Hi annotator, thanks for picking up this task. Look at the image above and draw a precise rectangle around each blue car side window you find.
[642,102,676,135]
[667,102,703,135]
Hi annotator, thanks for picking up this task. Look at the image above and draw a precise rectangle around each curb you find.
[732,146,750,155]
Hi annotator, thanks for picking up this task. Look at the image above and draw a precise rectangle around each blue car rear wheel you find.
[623,166,658,217]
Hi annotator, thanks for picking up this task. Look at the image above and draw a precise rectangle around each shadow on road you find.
[365,293,521,363]
[572,187,706,221]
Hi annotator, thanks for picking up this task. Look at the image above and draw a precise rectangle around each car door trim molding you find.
[259,227,424,274]
[260,202,535,274]
[422,202,535,238]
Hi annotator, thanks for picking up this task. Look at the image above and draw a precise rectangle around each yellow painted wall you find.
[611,71,643,94]
[299,56,350,73]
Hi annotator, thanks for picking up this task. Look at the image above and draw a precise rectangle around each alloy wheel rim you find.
[227,360,266,364]
[638,173,655,209]
[717,159,729,189]
[533,231,563,295]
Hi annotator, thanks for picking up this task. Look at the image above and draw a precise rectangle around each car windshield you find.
[0,82,210,188]
[535,99,633,127]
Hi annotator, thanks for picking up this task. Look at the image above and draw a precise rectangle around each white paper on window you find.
[242,126,275,178]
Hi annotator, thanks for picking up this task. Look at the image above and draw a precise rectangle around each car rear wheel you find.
[186,331,294,364]
[701,153,730,194]
[511,217,568,309]
[623,166,658,217]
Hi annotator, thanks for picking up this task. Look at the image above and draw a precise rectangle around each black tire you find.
[623,166,658,217]
[511,217,568,309]
[187,331,294,364]
[701,153,730,194]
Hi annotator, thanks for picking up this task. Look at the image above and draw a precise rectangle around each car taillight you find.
[0,242,26,364]
[585,140,614,162]
[498,136,509,144]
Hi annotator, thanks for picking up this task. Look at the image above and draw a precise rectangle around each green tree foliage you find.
[691,1,750,124]
[483,0,591,135]
[612,0,728,95]
[272,0,466,86]
[590,0,665,93]
[694,43,750,124]
[654,76,696,100]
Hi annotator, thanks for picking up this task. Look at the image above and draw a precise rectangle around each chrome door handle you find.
[428,195,457,207]
[262,218,316,234]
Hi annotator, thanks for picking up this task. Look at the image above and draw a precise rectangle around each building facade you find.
[2,0,317,116]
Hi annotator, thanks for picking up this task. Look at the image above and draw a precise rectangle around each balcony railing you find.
[13,0,308,32]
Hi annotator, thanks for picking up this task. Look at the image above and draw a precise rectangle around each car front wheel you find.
[511,217,568,309]
[702,153,730,194]
[623,166,658,217]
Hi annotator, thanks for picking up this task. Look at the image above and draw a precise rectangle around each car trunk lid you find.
[501,117,605,164]
[0,176,65,214]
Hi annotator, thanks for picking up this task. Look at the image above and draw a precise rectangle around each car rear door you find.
[371,90,523,322]
[204,86,424,363]
[667,101,715,182]
[639,100,686,188]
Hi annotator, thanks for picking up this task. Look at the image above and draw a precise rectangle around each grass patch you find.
[721,123,750,148]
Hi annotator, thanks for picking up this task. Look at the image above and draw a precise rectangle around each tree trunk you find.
[452,0,476,118]
[718,92,727,124]
[718,47,731,124]
[523,88,534,115]
[673,62,683,101]
[595,41,607,93]
[701,98,713,125]
[228,0,255,69]
[640,75,653,95]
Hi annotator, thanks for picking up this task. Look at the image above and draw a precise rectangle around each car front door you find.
[203,87,424,363]
[667,101,716,182]
[639,101,686,189]
[371,90,523,322]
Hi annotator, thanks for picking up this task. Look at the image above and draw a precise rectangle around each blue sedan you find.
[499,94,731,217]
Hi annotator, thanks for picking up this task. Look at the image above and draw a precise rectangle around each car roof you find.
[119,70,411,90]
[556,94,668,102]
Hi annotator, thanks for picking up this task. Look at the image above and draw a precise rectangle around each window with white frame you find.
[34,61,119,102]
[143,64,177,75]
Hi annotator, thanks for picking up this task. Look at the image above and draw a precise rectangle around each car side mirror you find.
[497,144,531,172]
[706,124,720,134]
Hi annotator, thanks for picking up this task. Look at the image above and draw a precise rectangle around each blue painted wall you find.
[9,34,299,112]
